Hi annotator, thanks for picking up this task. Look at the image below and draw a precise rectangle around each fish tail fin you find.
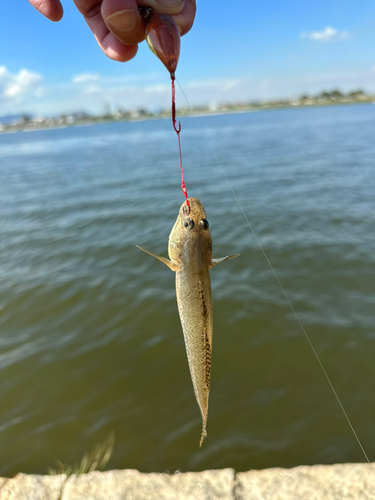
[199,420,207,448]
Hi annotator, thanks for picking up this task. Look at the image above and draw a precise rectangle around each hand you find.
[28,0,196,62]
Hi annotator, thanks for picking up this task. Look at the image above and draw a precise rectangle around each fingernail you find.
[105,9,137,32]
[155,0,184,8]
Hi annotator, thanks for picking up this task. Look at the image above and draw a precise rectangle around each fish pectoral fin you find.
[136,246,179,272]
[210,254,240,269]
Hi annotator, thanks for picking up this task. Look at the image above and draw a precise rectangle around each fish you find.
[137,197,239,446]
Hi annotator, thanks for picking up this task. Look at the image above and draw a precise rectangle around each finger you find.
[87,14,140,61]
[171,0,195,36]
[101,0,146,45]
[138,0,185,16]
[100,32,139,61]
[73,0,139,61]
[27,0,63,21]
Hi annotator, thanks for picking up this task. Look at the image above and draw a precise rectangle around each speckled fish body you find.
[137,198,239,446]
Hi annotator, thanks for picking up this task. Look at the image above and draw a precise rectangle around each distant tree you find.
[347,89,366,99]
[137,108,150,116]
[330,89,343,99]
[21,114,32,123]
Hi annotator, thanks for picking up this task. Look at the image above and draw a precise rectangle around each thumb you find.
[102,0,147,46]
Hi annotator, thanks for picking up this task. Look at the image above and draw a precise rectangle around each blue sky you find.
[0,0,374,115]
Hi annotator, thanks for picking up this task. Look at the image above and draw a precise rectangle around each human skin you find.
[27,0,196,62]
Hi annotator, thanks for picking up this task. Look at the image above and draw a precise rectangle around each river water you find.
[0,104,374,476]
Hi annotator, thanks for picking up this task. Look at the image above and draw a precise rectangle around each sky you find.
[0,0,374,116]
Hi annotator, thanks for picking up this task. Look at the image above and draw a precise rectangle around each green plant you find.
[48,432,115,476]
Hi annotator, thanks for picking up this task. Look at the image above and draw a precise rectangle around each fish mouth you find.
[180,197,207,221]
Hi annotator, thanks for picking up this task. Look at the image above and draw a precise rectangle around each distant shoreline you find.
[0,99,373,135]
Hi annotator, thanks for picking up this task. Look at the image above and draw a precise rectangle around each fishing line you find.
[171,75,189,206]
[143,10,189,208]
[176,79,373,470]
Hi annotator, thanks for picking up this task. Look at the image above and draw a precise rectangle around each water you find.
[0,104,374,477]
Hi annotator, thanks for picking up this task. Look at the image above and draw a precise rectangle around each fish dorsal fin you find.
[210,254,240,269]
[136,246,180,272]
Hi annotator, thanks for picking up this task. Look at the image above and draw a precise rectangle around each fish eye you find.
[199,219,209,230]
[184,218,194,229]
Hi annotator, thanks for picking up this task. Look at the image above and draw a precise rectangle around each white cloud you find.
[144,84,169,93]
[72,73,100,83]
[300,27,351,42]
[0,66,43,102]
[82,84,103,94]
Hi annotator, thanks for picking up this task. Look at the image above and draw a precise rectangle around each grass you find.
[48,432,115,476]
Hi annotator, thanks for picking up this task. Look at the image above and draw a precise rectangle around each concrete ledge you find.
[235,463,375,499]
[0,463,374,499]
[0,474,66,500]
[62,468,235,500]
